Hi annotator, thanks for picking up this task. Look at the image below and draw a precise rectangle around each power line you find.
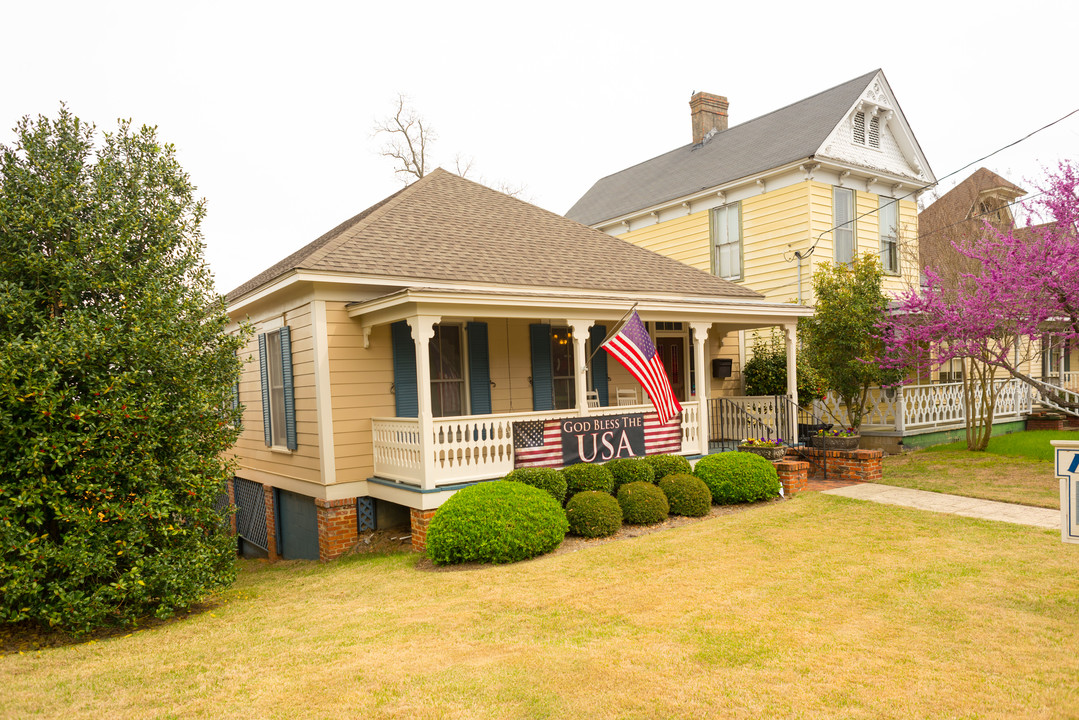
[797,105,1079,260]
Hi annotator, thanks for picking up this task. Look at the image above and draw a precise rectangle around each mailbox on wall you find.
[712,358,732,379]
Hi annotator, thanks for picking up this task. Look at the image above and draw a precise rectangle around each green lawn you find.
[4,494,1079,719]
[882,430,1075,508]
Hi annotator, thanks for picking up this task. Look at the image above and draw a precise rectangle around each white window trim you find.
[711,202,743,281]
[833,187,855,266]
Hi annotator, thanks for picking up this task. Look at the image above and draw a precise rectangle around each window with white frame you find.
[551,326,576,410]
[711,202,742,280]
[265,330,287,447]
[429,324,466,417]
[879,196,899,274]
[834,187,855,265]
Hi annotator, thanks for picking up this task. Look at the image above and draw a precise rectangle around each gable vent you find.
[853,112,866,144]
[869,115,881,148]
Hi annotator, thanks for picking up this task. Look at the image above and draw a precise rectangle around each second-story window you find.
[879,196,899,274]
[834,187,855,265]
[711,202,742,281]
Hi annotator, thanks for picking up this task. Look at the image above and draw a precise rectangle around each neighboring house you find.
[224,169,811,560]
[566,69,934,396]
[918,167,1075,393]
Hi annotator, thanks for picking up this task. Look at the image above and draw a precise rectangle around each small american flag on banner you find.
[602,311,683,424]
[644,413,683,455]
[513,419,564,468]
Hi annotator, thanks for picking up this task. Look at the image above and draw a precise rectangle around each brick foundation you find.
[776,459,809,495]
[795,447,884,484]
[1028,417,1065,431]
[316,498,359,561]
[1068,417,1079,429]
[263,484,279,560]
[410,508,438,552]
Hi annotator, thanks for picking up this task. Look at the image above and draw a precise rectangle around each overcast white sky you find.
[3,1,1076,294]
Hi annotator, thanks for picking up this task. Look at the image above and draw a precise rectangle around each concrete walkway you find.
[822,483,1059,529]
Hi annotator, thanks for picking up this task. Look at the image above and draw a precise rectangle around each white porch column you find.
[568,320,592,416]
[1059,335,1066,383]
[689,322,711,456]
[784,323,799,443]
[407,314,440,490]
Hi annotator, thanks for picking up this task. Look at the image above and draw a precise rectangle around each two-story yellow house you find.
[566,70,934,399]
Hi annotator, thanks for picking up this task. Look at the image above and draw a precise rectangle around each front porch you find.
[351,287,813,498]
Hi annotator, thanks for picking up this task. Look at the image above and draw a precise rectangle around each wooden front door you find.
[655,337,685,402]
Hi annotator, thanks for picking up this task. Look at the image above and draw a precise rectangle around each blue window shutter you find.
[530,323,553,411]
[279,326,297,451]
[467,322,491,415]
[590,325,608,406]
[258,333,271,447]
[392,321,418,418]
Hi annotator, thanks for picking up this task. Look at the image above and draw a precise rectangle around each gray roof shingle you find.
[226,169,763,303]
[565,70,880,227]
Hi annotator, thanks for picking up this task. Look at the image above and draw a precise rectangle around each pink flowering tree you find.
[883,161,1079,449]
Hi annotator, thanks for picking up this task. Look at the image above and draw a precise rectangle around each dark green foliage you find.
[694,453,781,505]
[743,328,827,406]
[604,457,654,492]
[503,467,567,505]
[562,462,615,499]
[426,481,568,565]
[0,108,248,635]
[800,254,899,428]
[658,474,712,517]
[617,481,669,525]
[565,491,622,538]
[640,453,692,482]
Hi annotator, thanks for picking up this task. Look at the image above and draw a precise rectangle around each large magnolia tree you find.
[0,108,248,634]
[883,161,1079,448]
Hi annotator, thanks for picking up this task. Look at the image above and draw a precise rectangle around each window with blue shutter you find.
[589,325,608,406]
[258,327,296,450]
[391,321,419,418]
[530,324,554,411]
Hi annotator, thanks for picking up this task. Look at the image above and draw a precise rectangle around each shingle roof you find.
[918,167,1025,238]
[226,169,763,303]
[565,70,880,227]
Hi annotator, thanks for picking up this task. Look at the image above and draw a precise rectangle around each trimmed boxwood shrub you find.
[426,481,568,565]
[605,457,655,492]
[503,467,567,505]
[658,473,712,517]
[563,462,615,499]
[566,491,623,538]
[694,452,781,505]
[641,453,692,482]
[617,481,670,525]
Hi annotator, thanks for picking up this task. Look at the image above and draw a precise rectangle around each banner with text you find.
[513,412,682,469]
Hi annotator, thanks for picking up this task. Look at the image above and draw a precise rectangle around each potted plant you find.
[810,427,860,450]
[737,437,788,461]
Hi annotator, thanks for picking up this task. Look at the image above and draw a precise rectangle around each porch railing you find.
[372,402,702,489]
[813,378,1034,433]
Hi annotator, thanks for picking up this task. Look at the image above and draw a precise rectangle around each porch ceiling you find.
[345,286,813,335]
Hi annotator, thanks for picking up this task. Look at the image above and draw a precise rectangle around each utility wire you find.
[796,106,1079,260]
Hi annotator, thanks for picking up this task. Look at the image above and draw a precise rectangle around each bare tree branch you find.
[373,94,433,184]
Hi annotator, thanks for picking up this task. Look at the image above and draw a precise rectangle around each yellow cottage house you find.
[224,170,811,560]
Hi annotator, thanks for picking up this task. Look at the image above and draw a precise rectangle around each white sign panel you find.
[1052,440,1079,544]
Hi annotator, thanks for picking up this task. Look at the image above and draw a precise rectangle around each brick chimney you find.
[690,92,729,145]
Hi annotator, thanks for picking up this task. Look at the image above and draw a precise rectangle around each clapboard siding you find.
[616,210,711,271]
[742,183,810,302]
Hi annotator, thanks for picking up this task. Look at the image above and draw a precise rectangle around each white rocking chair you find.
[616,387,638,406]
[585,390,601,408]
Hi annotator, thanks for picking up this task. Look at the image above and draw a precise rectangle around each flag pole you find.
[587,302,639,362]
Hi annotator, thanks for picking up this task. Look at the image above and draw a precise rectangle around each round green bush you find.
[426,481,568,565]
[641,453,692,482]
[617,481,670,525]
[658,473,712,517]
[562,462,615,499]
[693,452,781,505]
[503,467,567,505]
[565,491,623,538]
[605,457,655,492]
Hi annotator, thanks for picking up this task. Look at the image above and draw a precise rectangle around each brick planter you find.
[796,447,883,484]
[1027,416,1065,431]
[776,460,809,495]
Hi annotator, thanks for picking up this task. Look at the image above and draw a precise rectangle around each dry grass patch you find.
[3,495,1079,719]
[883,450,1058,508]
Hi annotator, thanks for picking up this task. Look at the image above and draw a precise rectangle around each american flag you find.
[601,311,683,424]
[512,412,682,468]
[513,419,563,468]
